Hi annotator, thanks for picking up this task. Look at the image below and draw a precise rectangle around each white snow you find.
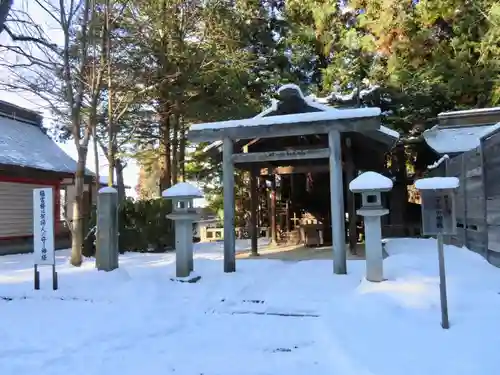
[479,121,500,140]
[308,90,399,142]
[190,107,381,131]
[200,98,279,153]
[98,186,117,194]
[312,85,381,105]
[277,83,336,112]
[423,124,499,154]
[1,238,500,375]
[277,83,305,99]
[162,182,203,198]
[438,106,500,118]
[427,154,450,170]
[378,125,400,139]
[349,171,393,191]
[0,115,82,173]
[415,177,460,190]
[199,85,398,153]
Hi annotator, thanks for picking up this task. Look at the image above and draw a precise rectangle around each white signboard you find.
[33,188,55,265]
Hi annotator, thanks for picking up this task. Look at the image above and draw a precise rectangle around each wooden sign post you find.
[416,177,459,329]
[33,187,58,290]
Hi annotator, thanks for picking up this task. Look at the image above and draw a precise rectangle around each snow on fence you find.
[430,127,500,266]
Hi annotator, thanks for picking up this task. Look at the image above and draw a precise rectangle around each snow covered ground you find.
[1,238,500,375]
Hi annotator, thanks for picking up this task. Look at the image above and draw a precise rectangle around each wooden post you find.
[286,200,291,232]
[389,145,408,236]
[250,171,259,256]
[257,177,263,228]
[271,176,278,245]
[461,154,468,247]
[223,137,236,272]
[437,234,450,329]
[329,130,347,274]
[345,138,357,253]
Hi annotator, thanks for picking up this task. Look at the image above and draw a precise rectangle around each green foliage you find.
[84,198,174,255]
[9,0,500,210]
[119,198,174,252]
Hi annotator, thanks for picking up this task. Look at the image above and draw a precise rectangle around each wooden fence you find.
[431,126,500,266]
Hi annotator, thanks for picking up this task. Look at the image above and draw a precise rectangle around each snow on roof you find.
[312,85,381,104]
[201,99,282,153]
[99,176,111,185]
[190,107,381,131]
[349,171,393,192]
[427,154,449,170]
[438,107,500,118]
[199,84,399,153]
[0,115,82,173]
[479,122,500,140]
[308,90,399,142]
[423,124,500,154]
[378,125,400,139]
[415,177,459,190]
[277,83,336,112]
[99,186,117,194]
[162,182,203,198]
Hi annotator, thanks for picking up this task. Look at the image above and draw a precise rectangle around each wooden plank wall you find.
[482,130,500,255]
[440,130,500,264]
[463,148,487,255]
[445,155,466,248]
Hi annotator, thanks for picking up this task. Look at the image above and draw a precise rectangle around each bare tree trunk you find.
[172,113,178,184]
[70,146,89,266]
[179,115,186,182]
[115,158,126,201]
[69,0,95,267]
[93,128,100,194]
[106,0,115,187]
[0,0,12,34]
[159,107,171,191]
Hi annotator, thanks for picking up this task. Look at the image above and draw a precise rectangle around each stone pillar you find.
[222,137,236,272]
[328,129,347,274]
[96,187,119,271]
[250,172,259,256]
[187,222,194,272]
[175,220,191,277]
[364,216,384,282]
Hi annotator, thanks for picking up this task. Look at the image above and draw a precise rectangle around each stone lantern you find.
[349,171,393,282]
[162,182,203,278]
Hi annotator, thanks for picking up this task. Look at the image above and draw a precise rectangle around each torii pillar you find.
[223,137,236,272]
[329,130,347,274]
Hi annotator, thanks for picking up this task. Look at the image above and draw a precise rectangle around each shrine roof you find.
[191,106,380,132]
[423,123,500,154]
[424,106,500,154]
[198,84,399,152]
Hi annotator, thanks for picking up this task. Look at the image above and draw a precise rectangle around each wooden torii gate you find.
[188,84,387,275]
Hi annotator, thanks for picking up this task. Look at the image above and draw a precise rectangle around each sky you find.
[0,89,140,197]
[0,1,139,197]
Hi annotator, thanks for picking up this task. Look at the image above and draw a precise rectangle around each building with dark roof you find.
[0,100,94,254]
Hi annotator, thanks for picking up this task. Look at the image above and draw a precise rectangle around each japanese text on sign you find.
[421,190,456,236]
[33,188,55,265]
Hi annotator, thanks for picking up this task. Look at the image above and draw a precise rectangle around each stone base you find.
[170,275,202,283]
